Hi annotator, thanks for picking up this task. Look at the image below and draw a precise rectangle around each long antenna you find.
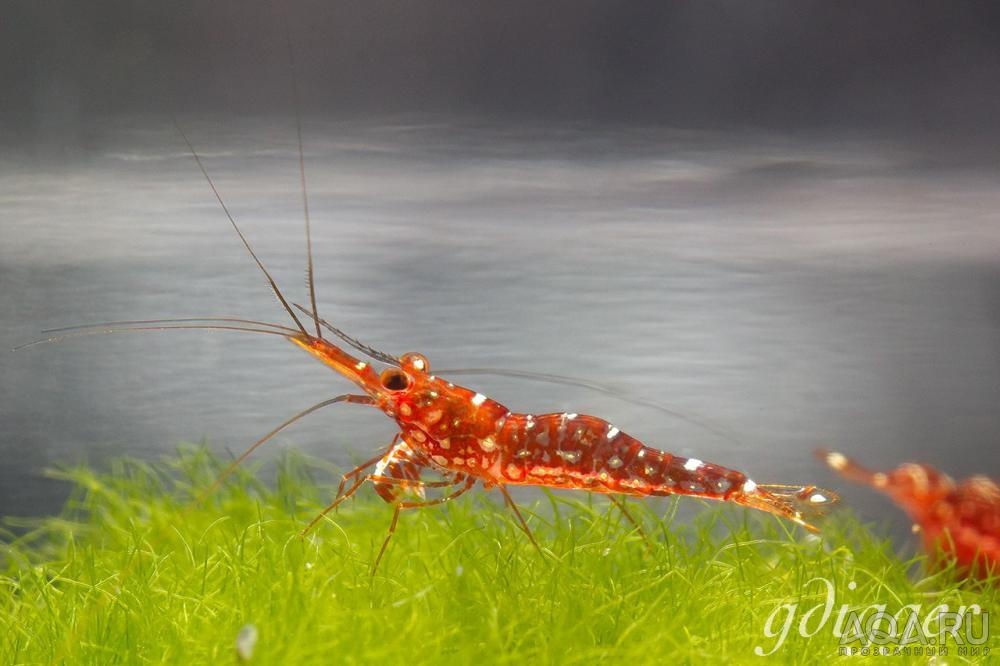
[171,116,310,337]
[281,5,322,339]
[41,317,301,336]
[14,323,295,351]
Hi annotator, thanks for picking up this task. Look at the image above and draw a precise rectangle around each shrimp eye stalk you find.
[380,368,410,391]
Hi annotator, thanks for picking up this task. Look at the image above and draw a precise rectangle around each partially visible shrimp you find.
[820,450,1000,580]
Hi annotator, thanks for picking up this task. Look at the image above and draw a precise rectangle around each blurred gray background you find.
[2,2,998,546]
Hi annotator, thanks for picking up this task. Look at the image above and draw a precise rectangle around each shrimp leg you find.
[303,439,461,535]
[608,494,653,552]
[372,477,477,575]
[331,433,401,504]
[497,485,543,555]
[300,442,400,536]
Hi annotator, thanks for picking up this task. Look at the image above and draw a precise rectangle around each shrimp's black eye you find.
[380,369,410,391]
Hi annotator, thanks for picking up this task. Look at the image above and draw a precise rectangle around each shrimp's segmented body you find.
[294,336,836,538]
[821,450,999,579]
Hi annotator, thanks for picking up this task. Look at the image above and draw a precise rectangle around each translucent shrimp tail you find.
[739,482,839,532]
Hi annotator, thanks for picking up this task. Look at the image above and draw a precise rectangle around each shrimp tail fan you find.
[739,483,839,532]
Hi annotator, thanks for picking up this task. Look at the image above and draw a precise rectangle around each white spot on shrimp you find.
[479,437,497,452]
[742,479,758,493]
[354,361,367,371]
[439,438,451,450]
[683,458,703,472]
[424,409,443,426]
[607,455,623,469]
[606,426,620,440]
[564,413,578,420]
[809,493,829,504]
[409,430,426,443]
[432,455,448,466]
[411,357,426,371]
[506,464,523,480]
[682,481,705,493]
[515,449,532,459]
[557,450,581,464]
[525,415,536,430]
[712,478,731,494]
[471,393,487,407]
[452,457,465,466]
[643,464,657,476]
[400,404,412,417]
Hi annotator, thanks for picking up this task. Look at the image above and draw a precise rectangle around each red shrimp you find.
[292,338,838,558]
[820,450,999,580]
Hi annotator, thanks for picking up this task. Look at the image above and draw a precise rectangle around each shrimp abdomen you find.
[492,412,744,497]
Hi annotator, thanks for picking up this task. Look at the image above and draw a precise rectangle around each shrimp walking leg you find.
[608,495,653,552]
[498,485,543,554]
[372,477,477,575]
[369,476,463,491]
[300,443,399,536]
[332,437,400,503]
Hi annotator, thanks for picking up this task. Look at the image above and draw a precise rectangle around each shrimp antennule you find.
[292,303,400,365]
[172,116,309,337]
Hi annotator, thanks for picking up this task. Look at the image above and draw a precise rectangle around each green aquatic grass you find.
[1,447,996,664]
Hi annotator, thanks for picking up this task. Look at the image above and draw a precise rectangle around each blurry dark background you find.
[4,1,1000,133]
[2,2,999,546]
